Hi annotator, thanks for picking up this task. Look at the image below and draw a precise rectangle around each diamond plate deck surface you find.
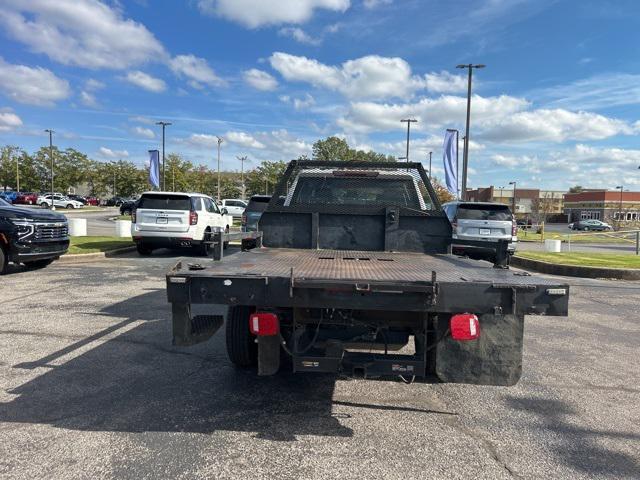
[177,249,563,286]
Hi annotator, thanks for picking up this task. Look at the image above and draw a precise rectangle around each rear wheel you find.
[195,231,211,256]
[40,202,49,208]
[226,305,257,367]
[0,246,7,275]
[66,204,74,209]
[136,242,153,256]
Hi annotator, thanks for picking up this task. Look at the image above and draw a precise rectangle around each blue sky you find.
[0,0,639,190]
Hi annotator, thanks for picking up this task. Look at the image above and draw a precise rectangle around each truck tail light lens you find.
[249,312,279,336]
[450,313,480,341]
[189,210,198,225]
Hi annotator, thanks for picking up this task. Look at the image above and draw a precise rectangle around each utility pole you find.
[156,121,172,191]
[446,129,460,198]
[509,181,517,215]
[400,119,417,162]
[44,129,55,210]
[216,136,223,201]
[113,164,117,197]
[237,156,247,200]
[456,63,485,200]
[13,147,20,193]
[428,151,433,178]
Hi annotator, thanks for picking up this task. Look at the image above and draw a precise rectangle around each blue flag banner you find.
[148,149,160,189]
[442,130,458,196]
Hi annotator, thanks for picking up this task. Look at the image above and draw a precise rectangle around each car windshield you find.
[138,194,191,210]
[457,204,512,221]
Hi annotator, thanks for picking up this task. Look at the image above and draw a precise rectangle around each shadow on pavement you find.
[505,396,640,477]
[1,289,352,441]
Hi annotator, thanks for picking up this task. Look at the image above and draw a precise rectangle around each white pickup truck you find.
[131,192,231,256]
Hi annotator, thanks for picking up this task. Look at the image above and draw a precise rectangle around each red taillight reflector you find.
[189,210,198,225]
[450,313,480,341]
[249,313,279,336]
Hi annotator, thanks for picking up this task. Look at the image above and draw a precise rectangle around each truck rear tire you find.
[226,305,257,367]
[0,247,7,275]
[136,242,153,256]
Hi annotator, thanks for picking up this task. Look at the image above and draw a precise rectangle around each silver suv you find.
[442,201,517,261]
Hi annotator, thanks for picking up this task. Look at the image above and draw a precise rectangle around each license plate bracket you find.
[479,228,491,236]
[156,217,168,224]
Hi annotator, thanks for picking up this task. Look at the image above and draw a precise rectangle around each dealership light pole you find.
[237,156,247,200]
[509,181,517,215]
[616,185,624,227]
[156,121,171,191]
[44,129,55,210]
[428,151,433,178]
[456,63,485,200]
[400,119,417,162]
[216,136,223,201]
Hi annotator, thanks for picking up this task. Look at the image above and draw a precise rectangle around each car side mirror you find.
[221,207,228,215]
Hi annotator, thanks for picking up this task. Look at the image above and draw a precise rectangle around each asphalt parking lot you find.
[0,252,638,479]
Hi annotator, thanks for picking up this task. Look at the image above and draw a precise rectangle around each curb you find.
[511,256,640,280]
[58,245,137,263]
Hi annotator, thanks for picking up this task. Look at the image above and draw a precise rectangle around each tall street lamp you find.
[446,129,460,197]
[44,129,55,210]
[156,121,172,191]
[509,181,517,216]
[456,63,485,200]
[428,151,433,178]
[400,119,417,162]
[216,136,223,201]
[237,155,247,200]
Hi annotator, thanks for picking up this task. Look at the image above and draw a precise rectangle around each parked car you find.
[105,196,126,207]
[568,219,612,231]
[242,195,271,232]
[14,192,39,205]
[67,195,89,205]
[37,194,84,209]
[131,192,231,256]
[221,199,247,218]
[442,201,518,262]
[119,198,139,216]
[85,196,100,206]
[0,197,69,274]
[0,191,19,203]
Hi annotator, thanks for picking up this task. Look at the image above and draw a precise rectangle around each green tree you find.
[430,177,455,205]
[311,136,395,162]
[245,160,287,196]
[568,185,583,193]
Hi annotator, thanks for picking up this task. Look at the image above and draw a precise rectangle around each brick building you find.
[563,190,640,226]
[466,186,565,221]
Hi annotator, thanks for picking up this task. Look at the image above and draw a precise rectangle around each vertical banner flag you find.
[148,149,160,189]
[442,130,458,196]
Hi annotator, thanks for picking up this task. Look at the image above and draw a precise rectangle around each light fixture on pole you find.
[400,119,417,162]
[456,63,485,200]
[237,156,247,201]
[216,136,223,201]
[428,151,433,178]
[156,121,172,191]
[44,129,55,210]
[509,181,517,215]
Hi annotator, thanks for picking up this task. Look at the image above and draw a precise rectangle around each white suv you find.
[38,194,84,209]
[131,192,231,256]
[221,199,247,218]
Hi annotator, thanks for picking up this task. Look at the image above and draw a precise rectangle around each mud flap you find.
[435,314,524,386]
[172,302,224,347]
[257,335,281,376]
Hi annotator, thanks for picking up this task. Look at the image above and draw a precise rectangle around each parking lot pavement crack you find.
[0,285,65,306]
[443,418,521,478]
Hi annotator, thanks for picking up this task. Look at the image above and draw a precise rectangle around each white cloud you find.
[225,131,266,149]
[79,90,99,107]
[129,115,154,125]
[85,78,105,91]
[0,58,70,106]
[363,0,392,9]
[0,0,166,70]
[0,109,22,131]
[169,54,225,89]
[98,147,129,158]
[124,71,167,93]
[280,93,316,110]
[131,126,155,139]
[197,0,350,28]
[278,27,321,45]
[243,69,278,91]
[338,94,528,133]
[481,109,633,143]
[269,52,466,100]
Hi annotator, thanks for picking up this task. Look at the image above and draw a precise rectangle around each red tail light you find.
[189,210,198,225]
[241,213,247,225]
[450,313,480,341]
[249,312,279,336]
